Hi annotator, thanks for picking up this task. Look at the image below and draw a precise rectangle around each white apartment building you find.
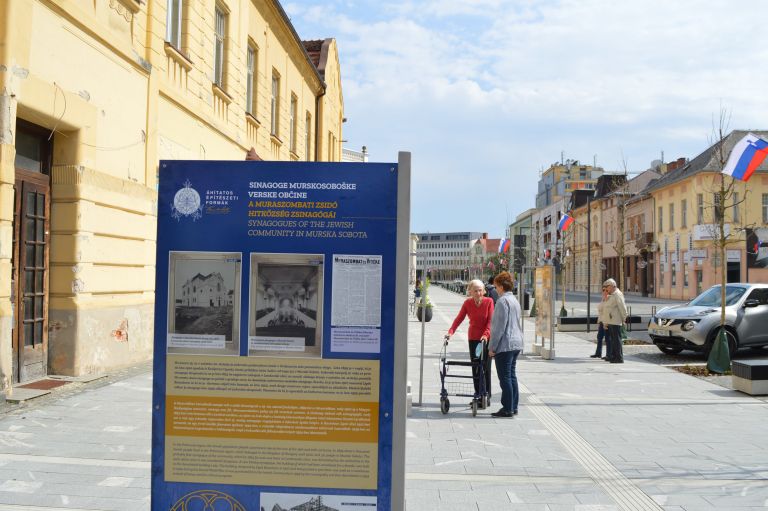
[414,232,485,281]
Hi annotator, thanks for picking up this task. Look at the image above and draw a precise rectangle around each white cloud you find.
[286,0,768,234]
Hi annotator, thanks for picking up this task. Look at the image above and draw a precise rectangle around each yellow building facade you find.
[569,199,603,295]
[647,131,768,300]
[0,0,344,390]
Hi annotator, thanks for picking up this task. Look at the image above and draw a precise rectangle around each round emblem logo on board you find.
[170,490,246,511]
[171,180,203,221]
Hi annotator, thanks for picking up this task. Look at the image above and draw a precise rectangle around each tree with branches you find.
[599,171,630,291]
[703,112,754,373]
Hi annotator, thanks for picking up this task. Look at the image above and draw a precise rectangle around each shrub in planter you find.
[416,278,433,322]
[416,304,432,322]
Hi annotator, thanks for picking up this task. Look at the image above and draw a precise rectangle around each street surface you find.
[0,286,767,510]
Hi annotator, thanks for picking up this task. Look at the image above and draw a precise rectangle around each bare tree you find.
[601,170,630,291]
[528,220,545,317]
[703,109,749,372]
[559,227,570,316]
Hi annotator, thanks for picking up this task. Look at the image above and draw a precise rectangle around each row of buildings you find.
[411,231,505,283]
[509,131,768,299]
[413,131,768,302]
[1,0,345,389]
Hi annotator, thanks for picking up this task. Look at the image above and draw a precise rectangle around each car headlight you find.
[681,320,698,331]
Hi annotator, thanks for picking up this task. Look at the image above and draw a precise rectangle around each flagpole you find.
[586,195,592,333]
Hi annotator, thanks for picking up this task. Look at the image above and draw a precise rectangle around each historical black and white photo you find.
[249,253,323,357]
[167,251,241,355]
[259,493,376,511]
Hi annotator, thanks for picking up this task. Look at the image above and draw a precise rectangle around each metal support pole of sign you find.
[418,293,426,407]
[587,194,592,333]
[392,151,411,511]
[550,268,556,356]
[518,274,524,333]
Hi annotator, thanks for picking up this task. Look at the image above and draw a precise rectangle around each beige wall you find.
[0,0,344,388]
[651,173,768,300]
[570,200,603,294]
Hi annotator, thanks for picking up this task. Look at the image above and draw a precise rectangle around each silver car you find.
[648,283,768,356]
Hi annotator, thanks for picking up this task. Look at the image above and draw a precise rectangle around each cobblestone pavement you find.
[1,286,767,510]
[407,285,768,510]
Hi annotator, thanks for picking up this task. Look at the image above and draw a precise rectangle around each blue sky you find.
[284,0,768,237]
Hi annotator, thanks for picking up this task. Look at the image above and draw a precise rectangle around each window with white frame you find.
[658,206,663,232]
[246,43,257,115]
[764,194,768,223]
[713,193,723,222]
[289,94,298,153]
[697,193,704,224]
[681,199,687,228]
[166,0,183,48]
[271,72,280,136]
[213,5,227,88]
[669,203,675,231]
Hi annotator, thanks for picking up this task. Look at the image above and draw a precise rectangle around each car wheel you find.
[704,328,738,358]
[657,345,683,355]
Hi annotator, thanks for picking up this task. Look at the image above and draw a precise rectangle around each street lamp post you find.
[586,194,592,332]
[411,251,428,407]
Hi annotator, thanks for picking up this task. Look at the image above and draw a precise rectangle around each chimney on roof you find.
[665,157,687,172]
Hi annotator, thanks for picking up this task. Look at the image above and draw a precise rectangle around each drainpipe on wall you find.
[314,87,326,162]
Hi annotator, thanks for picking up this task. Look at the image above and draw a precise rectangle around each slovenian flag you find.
[499,238,511,253]
[722,133,768,182]
[558,213,574,231]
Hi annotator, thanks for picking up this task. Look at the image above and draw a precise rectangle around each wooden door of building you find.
[11,170,50,382]
[11,119,52,383]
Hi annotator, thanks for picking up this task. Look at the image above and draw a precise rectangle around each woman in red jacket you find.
[445,279,494,406]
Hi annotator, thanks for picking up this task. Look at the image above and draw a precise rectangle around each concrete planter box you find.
[732,360,768,395]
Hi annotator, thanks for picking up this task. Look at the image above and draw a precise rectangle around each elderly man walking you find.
[603,278,627,364]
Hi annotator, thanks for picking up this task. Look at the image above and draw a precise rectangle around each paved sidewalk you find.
[0,286,767,510]
[407,286,768,510]
[0,369,152,510]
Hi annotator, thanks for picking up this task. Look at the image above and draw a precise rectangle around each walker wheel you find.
[471,400,478,417]
[440,398,450,414]
[485,395,491,408]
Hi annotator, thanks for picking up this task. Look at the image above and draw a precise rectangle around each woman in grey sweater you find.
[488,271,524,418]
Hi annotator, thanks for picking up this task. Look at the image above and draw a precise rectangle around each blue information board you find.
[151,159,407,511]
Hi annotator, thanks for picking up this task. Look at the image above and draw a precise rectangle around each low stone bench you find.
[556,315,651,332]
[732,360,768,395]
